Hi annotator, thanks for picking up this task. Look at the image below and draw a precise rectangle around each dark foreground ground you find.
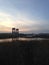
[0,40,49,65]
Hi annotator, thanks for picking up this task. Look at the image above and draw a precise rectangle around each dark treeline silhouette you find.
[0,33,49,39]
[0,33,12,39]
[0,33,26,39]
[33,33,49,38]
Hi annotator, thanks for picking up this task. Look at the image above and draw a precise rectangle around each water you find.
[0,38,49,43]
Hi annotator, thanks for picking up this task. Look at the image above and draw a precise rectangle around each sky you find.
[0,0,49,33]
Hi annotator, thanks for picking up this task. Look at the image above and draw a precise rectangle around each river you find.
[0,38,49,43]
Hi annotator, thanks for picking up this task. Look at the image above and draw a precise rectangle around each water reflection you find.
[0,38,49,43]
[12,38,19,42]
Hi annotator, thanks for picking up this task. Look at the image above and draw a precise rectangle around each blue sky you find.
[0,0,49,33]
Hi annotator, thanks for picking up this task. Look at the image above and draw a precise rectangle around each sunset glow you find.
[0,0,49,33]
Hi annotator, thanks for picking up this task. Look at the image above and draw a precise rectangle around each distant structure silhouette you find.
[12,28,19,38]
[12,28,16,38]
[15,29,19,37]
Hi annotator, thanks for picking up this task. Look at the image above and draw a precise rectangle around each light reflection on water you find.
[0,38,49,43]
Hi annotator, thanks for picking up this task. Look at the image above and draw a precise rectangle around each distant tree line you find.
[0,33,49,39]
[0,33,12,39]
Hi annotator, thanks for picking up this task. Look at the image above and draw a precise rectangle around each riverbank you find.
[0,40,49,65]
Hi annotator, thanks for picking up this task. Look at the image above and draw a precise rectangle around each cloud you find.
[0,11,49,33]
[0,12,14,27]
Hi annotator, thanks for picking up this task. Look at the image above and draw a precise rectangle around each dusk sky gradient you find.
[0,0,49,33]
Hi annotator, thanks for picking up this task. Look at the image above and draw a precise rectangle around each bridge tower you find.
[15,29,19,37]
[12,28,19,38]
[12,28,16,38]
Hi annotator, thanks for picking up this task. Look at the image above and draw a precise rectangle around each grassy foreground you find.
[0,40,49,65]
